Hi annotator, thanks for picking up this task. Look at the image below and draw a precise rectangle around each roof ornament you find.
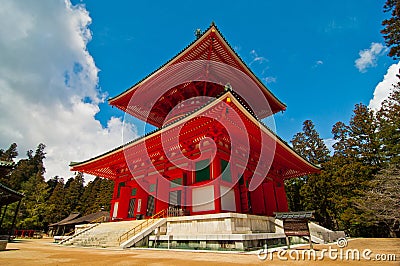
[195,29,202,39]
[224,83,232,91]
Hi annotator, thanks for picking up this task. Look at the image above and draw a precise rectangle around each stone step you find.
[62,220,152,248]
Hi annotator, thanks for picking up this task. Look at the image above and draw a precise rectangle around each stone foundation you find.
[144,213,286,251]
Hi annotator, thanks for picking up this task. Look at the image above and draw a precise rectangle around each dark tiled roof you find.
[58,211,109,225]
[49,212,81,226]
[0,182,24,205]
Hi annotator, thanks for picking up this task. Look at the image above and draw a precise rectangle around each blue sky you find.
[77,0,394,140]
[0,1,398,180]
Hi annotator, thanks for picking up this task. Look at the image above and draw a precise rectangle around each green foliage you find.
[376,84,400,165]
[79,177,113,215]
[286,120,330,214]
[0,143,18,161]
[0,143,113,232]
[382,0,400,59]
[287,86,399,237]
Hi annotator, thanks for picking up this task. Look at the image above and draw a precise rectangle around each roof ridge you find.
[108,23,286,113]
[108,24,215,103]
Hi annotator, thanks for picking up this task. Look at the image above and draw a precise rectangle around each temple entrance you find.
[167,174,189,216]
[169,190,182,208]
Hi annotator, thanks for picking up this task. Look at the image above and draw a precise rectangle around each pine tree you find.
[0,143,18,161]
[381,0,400,59]
[44,178,68,226]
[377,84,400,164]
[79,176,113,215]
[329,104,380,236]
[19,172,50,229]
[16,144,50,229]
[286,120,330,214]
[64,172,84,214]
[0,143,18,185]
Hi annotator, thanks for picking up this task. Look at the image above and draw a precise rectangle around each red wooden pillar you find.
[251,183,266,215]
[264,179,277,216]
[186,170,194,214]
[231,160,242,213]
[275,180,289,212]
[155,175,169,214]
[212,155,221,213]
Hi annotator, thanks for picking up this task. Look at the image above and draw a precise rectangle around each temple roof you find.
[108,23,286,127]
[71,90,319,180]
[0,182,23,205]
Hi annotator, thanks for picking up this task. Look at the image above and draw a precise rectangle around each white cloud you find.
[0,0,137,182]
[249,49,268,65]
[368,62,400,111]
[315,60,323,67]
[323,138,337,155]
[263,76,277,83]
[355,43,388,73]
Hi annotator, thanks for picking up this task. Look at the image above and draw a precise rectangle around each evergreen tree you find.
[329,104,380,236]
[376,84,400,164]
[64,172,84,214]
[19,172,50,229]
[0,143,18,161]
[286,120,330,213]
[382,0,400,59]
[17,144,50,229]
[291,120,330,164]
[79,176,113,215]
[0,143,18,185]
[44,178,68,226]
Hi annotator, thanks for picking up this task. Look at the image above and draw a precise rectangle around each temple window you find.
[195,159,210,182]
[117,181,125,198]
[221,159,232,182]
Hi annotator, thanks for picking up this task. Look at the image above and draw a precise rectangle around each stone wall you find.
[166,213,275,235]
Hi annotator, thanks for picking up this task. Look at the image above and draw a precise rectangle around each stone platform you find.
[146,212,286,251]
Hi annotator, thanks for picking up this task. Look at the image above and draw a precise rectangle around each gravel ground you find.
[0,237,398,265]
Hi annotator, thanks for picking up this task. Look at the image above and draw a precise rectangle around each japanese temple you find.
[70,23,320,222]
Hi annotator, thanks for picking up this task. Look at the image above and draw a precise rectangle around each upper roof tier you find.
[109,23,286,128]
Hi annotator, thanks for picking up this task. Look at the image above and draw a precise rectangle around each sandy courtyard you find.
[0,237,398,265]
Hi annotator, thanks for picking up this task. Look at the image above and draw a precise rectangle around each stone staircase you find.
[61,220,144,248]
[273,219,345,244]
[120,218,167,249]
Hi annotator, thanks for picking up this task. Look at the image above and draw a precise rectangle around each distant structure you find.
[0,161,23,240]
[70,24,319,221]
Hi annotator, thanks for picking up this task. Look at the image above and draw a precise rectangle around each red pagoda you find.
[70,24,319,221]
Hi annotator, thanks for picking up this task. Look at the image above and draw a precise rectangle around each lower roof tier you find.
[71,91,319,183]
